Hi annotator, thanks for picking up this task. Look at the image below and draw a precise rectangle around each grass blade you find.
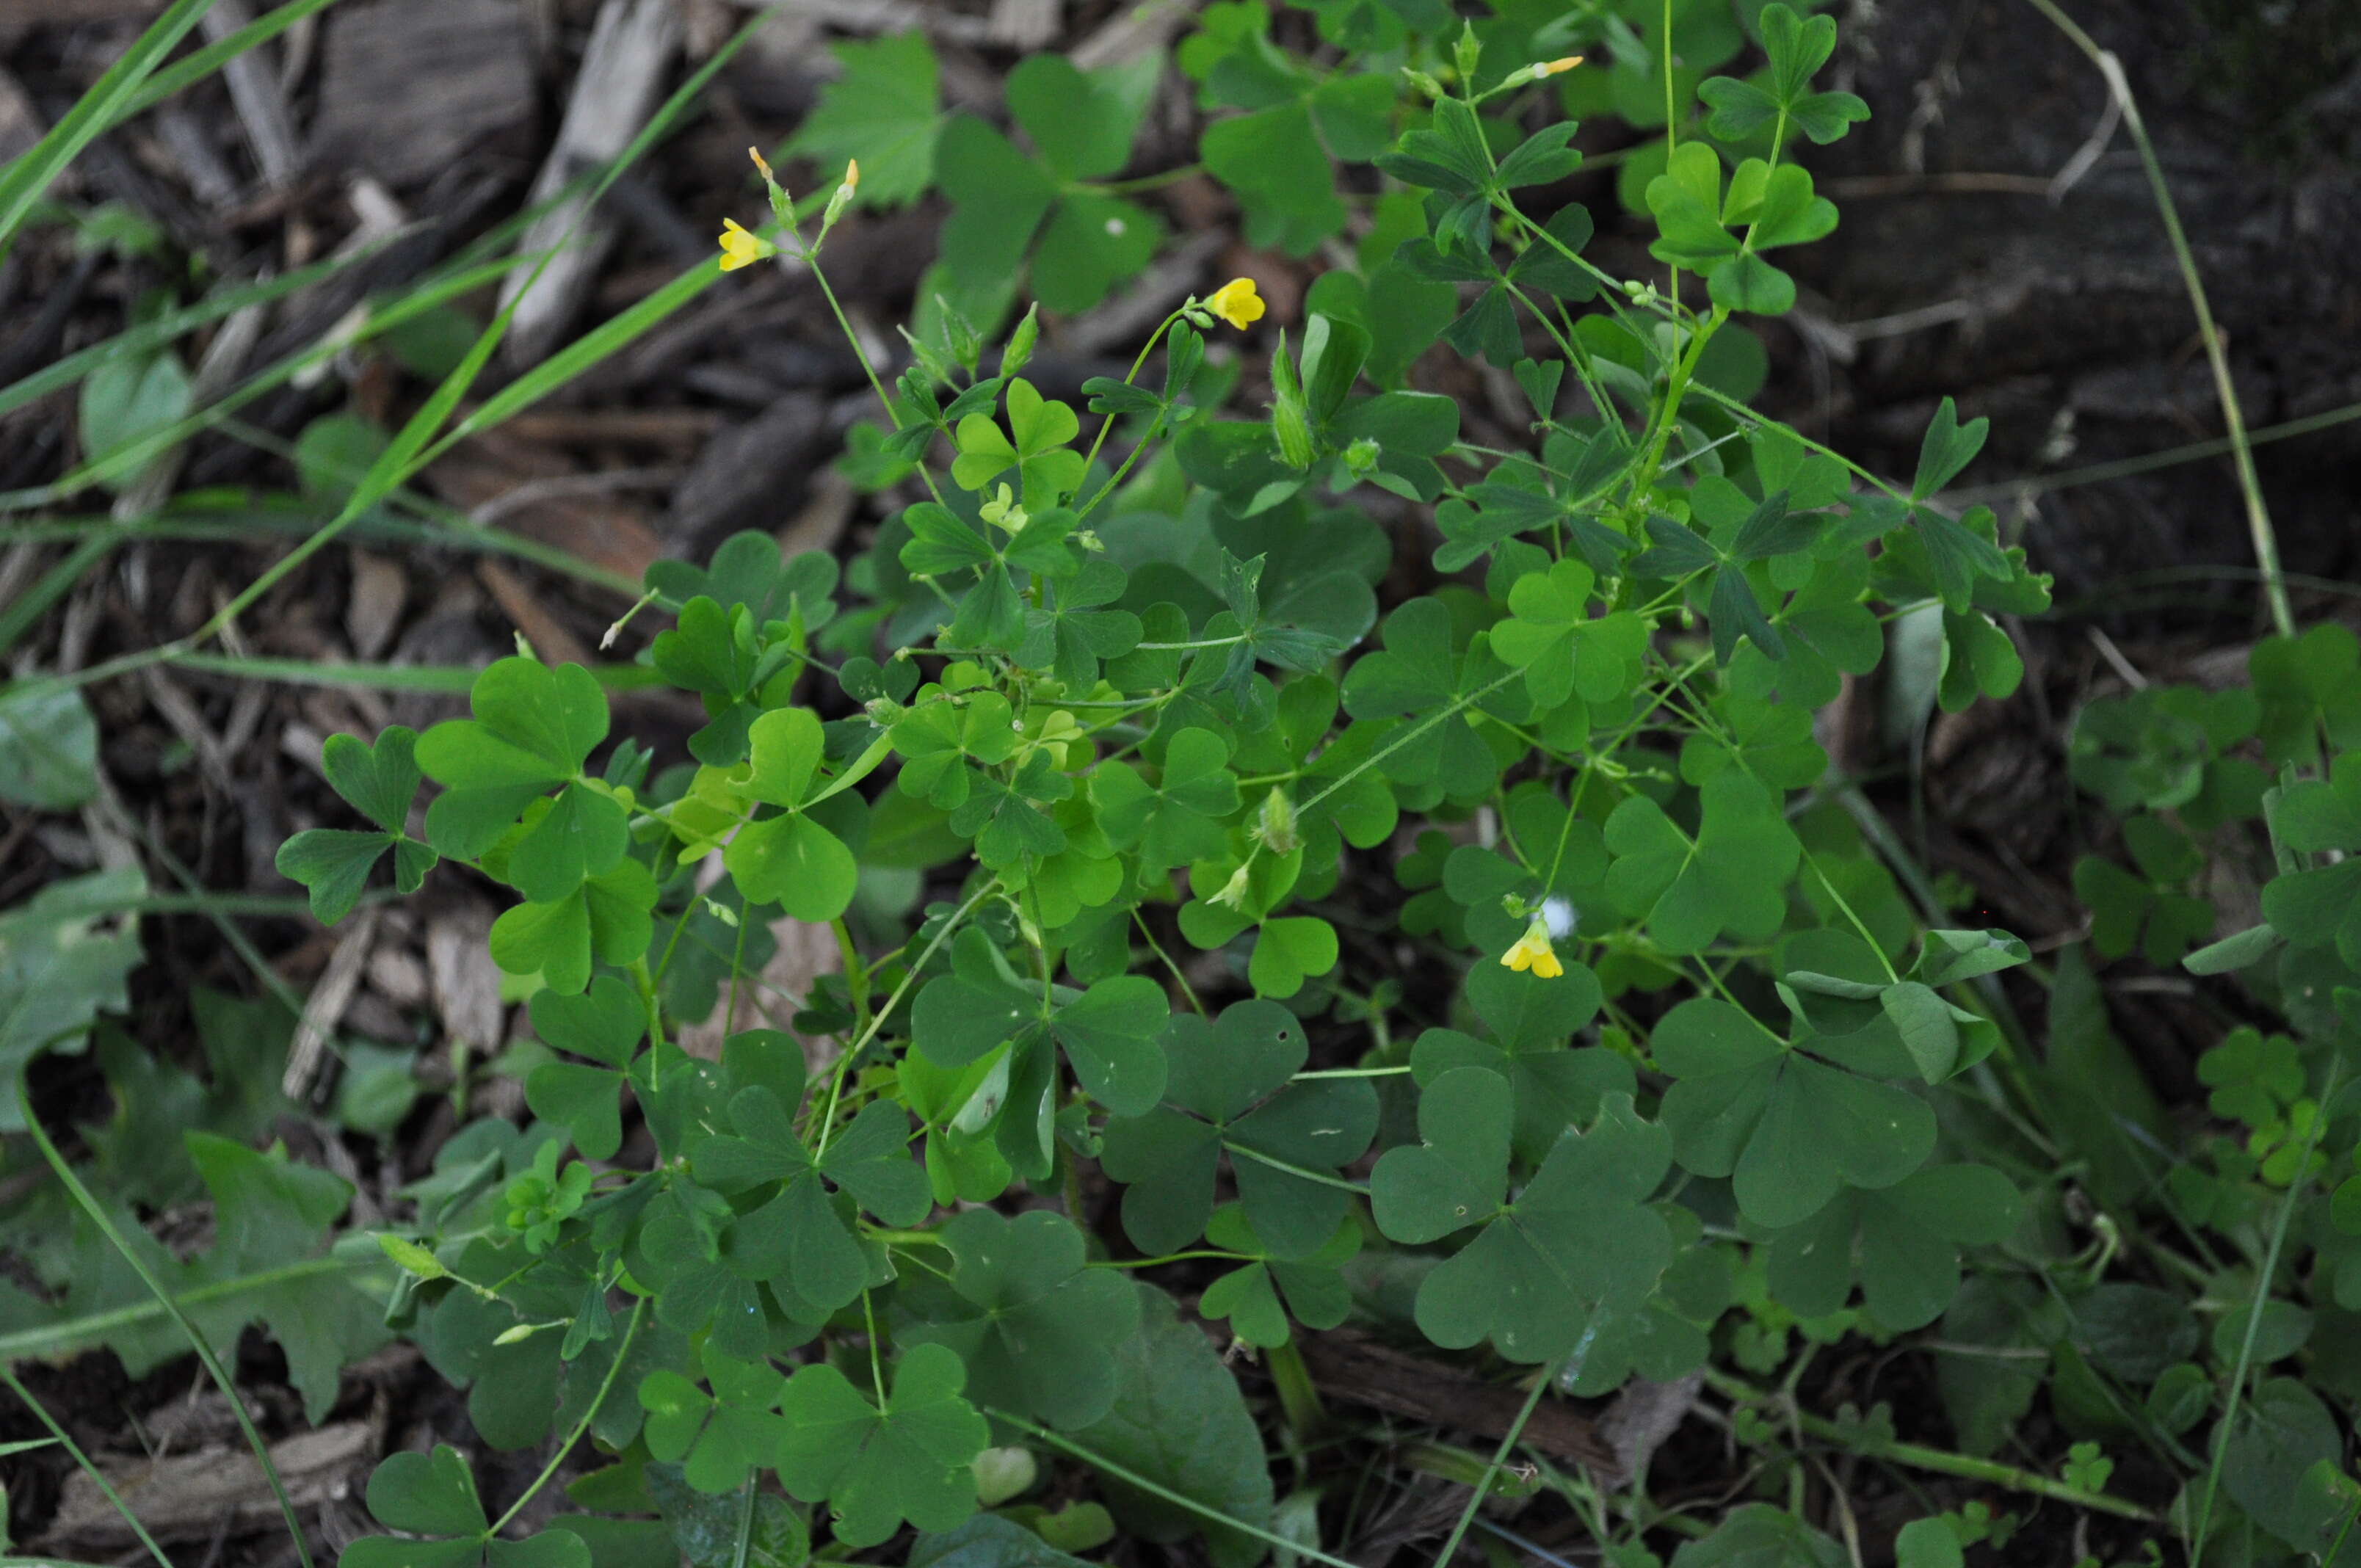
[166,653,663,691]
[116,0,348,124]
[0,0,220,256]
[0,1365,172,1568]
[17,1077,319,1568]
[0,233,405,425]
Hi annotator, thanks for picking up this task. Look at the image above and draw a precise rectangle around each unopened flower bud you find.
[1255,788,1300,855]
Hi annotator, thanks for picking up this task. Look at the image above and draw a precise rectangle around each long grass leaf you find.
[18,1078,320,1568]
[167,653,662,690]
[116,0,347,123]
[0,235,402,425]
[0,1366,173,1568]
[0,0,220,255]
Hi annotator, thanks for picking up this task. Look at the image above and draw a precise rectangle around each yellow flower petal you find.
[717,217,767,272]
[1538,55,1584,76]
[1205,276,1266,330]
[1500,918,1562,979]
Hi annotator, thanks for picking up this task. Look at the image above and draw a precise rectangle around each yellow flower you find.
[1537,55,1584,76]
[1500,916,1564,979]
[844,159,860,194]
[1205,276,1266,330]
[717,217,767,272]
[748,145,774,181]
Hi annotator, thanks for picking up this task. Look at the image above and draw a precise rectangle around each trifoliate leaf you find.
[1100,1000,1377,1258]
[1370,1070,1674,1362]
[1653,997,1935,1227]
[776,1343,989,1548]
[416,658,609,860]
[896,1208,1140,1429]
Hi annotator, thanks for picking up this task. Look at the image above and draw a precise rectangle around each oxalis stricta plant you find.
[269,7,2266,1563]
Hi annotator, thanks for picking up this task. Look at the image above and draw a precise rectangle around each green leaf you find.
[0,866,145,1130]
[913,932,1170,1131]
[0,683,101,810]
[2222,1379,2349,1555]
[646,1463,810,1568]
[346,1444,493,1568]
[639,1344,789,1495]
[1765,1163,2021,1329]
[1605,770,1802,954]
[1094,728,1240,870]
[1007,54,1158,182]
[910,1514,1095,1568]
[897,1208,1141,1428]
[2264,754,2361,968]
[486,859,658,995]
[1408,959,1631,1166]
[186,1132,391,1423]
[1877,981,1959,1084]
[1671,1504,1846,1568]
[1205,102,1348,255]
[1910,396,1988,499]
[417,658,610,859]
[80,339,193,493]
[1653,997,1937,1227]
[523,975,644,1159]
[1197,1207,1358,1349]
[787,33,945,208]
[952,380,1085,510]
[1370,1070,1674,1362]
[1068,1286,1274,1568]
[1101,1000,1377,1258]
[1247,915,1338,999]
[692,1086,924,1309]
[776,1342,990,1548]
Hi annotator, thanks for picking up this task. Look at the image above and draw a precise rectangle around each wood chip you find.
[1289,1329,1620,1479]
[427,900,504,1052]
[309,0,534,186]
[1070,0,1195,70]
[1598,1370,1702,1481]
[366,944,430,1009]
[344,548,408,660]
[201,0,303,186]
[666,392,828,558]
[426,435,663,585]
[987,0,1056,51]
[286,907,380,1100]
[43,1423,373,1550]
[496,0,683,366]
[477,559,595,669]
[674,909,841,1067]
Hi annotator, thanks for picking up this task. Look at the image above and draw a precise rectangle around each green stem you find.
[1431,1337,1586,1568]
[18,1079,319,1568]
[810,877,1001,1158]
[2015,0,2291,640]
[0,1255,381,1362]
[488,1298,646,1536]
[1225,1143,1367,1195]
[2191,1057,2342,1564]
[987,1410,1368,1568]
[1704,1368,2162,1523]
[0,1366,173,1568]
